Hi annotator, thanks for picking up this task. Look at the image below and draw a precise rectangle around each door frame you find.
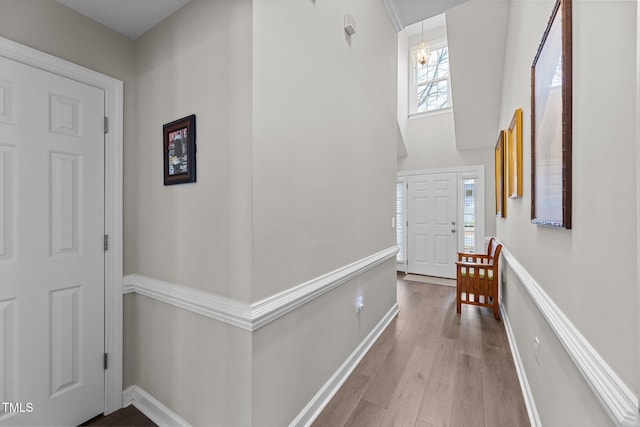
[397,165,485,273]
[0,37,124,415]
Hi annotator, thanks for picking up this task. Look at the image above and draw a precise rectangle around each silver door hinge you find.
[104,117,109,134]
[104,353,108,370]
[104,234,109,251]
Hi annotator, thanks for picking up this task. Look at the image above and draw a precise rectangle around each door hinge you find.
[104,234,109,251]
[104,353,108,370]
[104,117,109,134]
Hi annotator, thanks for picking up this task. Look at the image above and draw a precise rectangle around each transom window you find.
[410,39,452,115]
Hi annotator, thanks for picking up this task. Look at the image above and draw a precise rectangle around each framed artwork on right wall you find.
[531,0,572,228]
[508,108,523,199]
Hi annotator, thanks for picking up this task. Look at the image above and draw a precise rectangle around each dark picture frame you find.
[495,130,506,218]
[163,114,196,185]
[531,0,572,228]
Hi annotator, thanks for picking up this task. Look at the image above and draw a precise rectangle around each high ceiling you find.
[385,0,468,30]
[56,0,192,39]
[57,0,467,40]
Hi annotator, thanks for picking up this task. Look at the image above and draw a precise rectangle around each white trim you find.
[398,166,485,270]
[289,303,400,427]
[0,37,124,415]
[500,302,542,427]
[501,247,639,427]
[123,385,191,427]
[124,246,398,332]
[382,0,404,32]
[408,106,453,120]
[123,274,252,330]
[458,168,485,255]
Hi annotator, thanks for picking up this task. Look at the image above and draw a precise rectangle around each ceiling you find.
[387,0,468,29]
[56,0,192,39]
[57,0,466,40]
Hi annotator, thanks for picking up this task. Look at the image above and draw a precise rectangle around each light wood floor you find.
[312,274,530,427]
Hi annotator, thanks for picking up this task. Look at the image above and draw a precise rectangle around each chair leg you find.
[493,302,500,320]
[456,291,462,314]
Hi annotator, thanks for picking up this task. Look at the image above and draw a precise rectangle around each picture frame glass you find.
[168,127,190,176]
[163,114,196,185]
[531,0,571,228]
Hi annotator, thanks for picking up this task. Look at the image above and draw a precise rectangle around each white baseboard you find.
[123,385,191,427]
[289,303,400,427]
[500,303,542,427]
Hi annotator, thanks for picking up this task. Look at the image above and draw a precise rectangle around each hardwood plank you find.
[380,345,436,427]
[344,399,386,427]
[482,344,530,427]
[416,337,458,427]
[361,327,421,408]
[356,317,404,378]
[315,279,529,427]
[312,371,372,427]
[415,306,447,350]
[449,353,485,427]
[80,405,156,427]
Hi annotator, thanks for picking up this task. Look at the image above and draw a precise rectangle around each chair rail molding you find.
[124,246,398,332]
[500,246,639,427]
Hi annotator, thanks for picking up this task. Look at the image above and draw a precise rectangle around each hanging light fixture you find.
[416,20,430,67]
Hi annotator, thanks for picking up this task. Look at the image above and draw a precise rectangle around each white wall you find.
[132,0,398,424]
[397,12,499,238]
[498,0,638,425]
[397,29,409,158]
[128,0,254,425]
[252,0,398,300]
[251,0,398,424]
[134,0,253,302]
[397,112,496,237]
[447,0,509,151]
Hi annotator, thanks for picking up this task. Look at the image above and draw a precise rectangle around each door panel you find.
[0,55,104,426]
[408,172,457,278]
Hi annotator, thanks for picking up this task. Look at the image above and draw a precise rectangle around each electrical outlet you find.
[534,336,541,366]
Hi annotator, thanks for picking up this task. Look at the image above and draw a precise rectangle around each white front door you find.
[407,172,457,278]
[0,55,105,425]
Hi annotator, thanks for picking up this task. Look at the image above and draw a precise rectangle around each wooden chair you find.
[456,238,503,320]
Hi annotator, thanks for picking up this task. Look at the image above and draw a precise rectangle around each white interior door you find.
[0,55,105,425]
[407,172,457,278]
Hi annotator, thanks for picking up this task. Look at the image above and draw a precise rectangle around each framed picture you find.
[495,130,506,218]
[508,108,523,199]
[531,0,572,228]
[163,114,196,185]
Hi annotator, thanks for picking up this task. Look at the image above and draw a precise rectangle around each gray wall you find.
[131,0,399,424]
[251,0,398,424]
[497,0,638,425]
